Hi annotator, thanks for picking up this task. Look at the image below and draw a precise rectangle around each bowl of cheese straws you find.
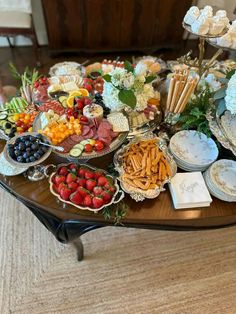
[114,133,177,201]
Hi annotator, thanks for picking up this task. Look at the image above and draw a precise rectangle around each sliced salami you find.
[82,125,91,136]
[70,134,85,143]
[83,129,94,139]
[99,136,112,146]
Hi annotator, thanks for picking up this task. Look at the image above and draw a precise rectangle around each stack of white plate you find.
[169,130,219,172]
[204,159,236,202]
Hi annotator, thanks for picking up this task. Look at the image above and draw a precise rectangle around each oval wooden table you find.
[1,141,236,260]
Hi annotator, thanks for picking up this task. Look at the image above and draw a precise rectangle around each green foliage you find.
[145,75,156,84]
[118,89,136,109]
[226,69,236,80]
[8,62,41,86]
[124,60,134,73]
[103,74,112,82]
[102,200,128,225]
[178,87,213,137]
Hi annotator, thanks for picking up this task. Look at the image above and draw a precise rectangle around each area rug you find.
[1,187,236,314]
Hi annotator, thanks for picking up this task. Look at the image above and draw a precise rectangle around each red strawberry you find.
[69,163,77,171]
[77,177,86,187]
[84,98,92,106]
[104,183,116,193]
[84,170,94,180]
[54,175,66,185]
[68,181,78,192]
[93,186,103,196]
[76,186,90,198]
[58,166,68,176]
[92,196,104,209]
[78,167,87,177]
[93,171,104,180]
[86,179,97,191]
[60,187,72,200]
[101,190,112,203]
[83,194,92,207]
[58,182,67,192]
[83,83,93,93]
[52,183,58,193]
[70,192,83,205]
[66,173,77,184]
[97,176,108,186]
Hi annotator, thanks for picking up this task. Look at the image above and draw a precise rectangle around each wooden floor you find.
[0,41,229,86]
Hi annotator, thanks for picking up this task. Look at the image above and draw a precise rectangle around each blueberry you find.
[14,149,21,157]
[15,138,21,145]
[31,143,39,150]
[17,156,24,163]
[26,147,31,152]
[41,146,48,153]
[38,149,44,156]
[23,152,30,159]
[25,140,31,147]
[29,156,36,162]
[18,142,26,151]
[29,135,36,142]
[34,152,41,159]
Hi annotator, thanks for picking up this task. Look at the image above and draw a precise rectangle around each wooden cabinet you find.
[42,0,192,53]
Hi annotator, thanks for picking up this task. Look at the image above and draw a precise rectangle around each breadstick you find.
[166,77,175,112]
[177,80,197,113]
[174,80,193,113]
[169,80,181,112]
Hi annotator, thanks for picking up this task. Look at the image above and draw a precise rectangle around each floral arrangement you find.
[102,61,157,111]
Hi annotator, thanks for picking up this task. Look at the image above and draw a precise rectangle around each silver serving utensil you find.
[35,140,64,152]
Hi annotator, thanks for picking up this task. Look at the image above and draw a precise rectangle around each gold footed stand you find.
[178,22,227,78]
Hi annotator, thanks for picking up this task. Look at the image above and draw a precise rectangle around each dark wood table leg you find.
[72,237,84,261]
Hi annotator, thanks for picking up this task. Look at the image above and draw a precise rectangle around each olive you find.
[25,158,30,163]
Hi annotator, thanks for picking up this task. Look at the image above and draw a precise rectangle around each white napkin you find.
[169,172,212,209]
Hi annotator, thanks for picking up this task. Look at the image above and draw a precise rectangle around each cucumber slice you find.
[69,148,83,157]
[0,112,7,120]
[7,116,15,123]
[4,128,11,135]
[73,143,84,151]
[0,120,6,127]
[59,96,67,103]
[80,140,90,146]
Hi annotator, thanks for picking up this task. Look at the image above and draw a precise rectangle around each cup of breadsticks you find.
[114,133,177,201]
[165,69,199,123]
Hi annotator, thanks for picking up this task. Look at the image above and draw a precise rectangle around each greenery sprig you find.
[102,200,128,226]
[178,86,213,137]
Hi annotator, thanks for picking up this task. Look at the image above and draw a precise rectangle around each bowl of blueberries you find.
[4,132,52,168]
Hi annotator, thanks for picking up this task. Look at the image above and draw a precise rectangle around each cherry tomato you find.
[94,140,104,151]
[34,81,39,88]
[15,120,22,127]
[84,144,93,153]
[80,116,88,123]
[73,112,79,119]
[66,108,73,115]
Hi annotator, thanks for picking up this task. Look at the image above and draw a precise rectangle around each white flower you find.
[198,73,221,92]
[110,67,127,87]
[122,72,134,89]
[135,83,155,111]
[134,63,147,76]
[102,82,125,111]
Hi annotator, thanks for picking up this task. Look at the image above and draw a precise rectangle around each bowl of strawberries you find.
[49,163,124,212]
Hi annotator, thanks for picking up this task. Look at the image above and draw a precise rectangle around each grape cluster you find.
[94,94,111,117]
